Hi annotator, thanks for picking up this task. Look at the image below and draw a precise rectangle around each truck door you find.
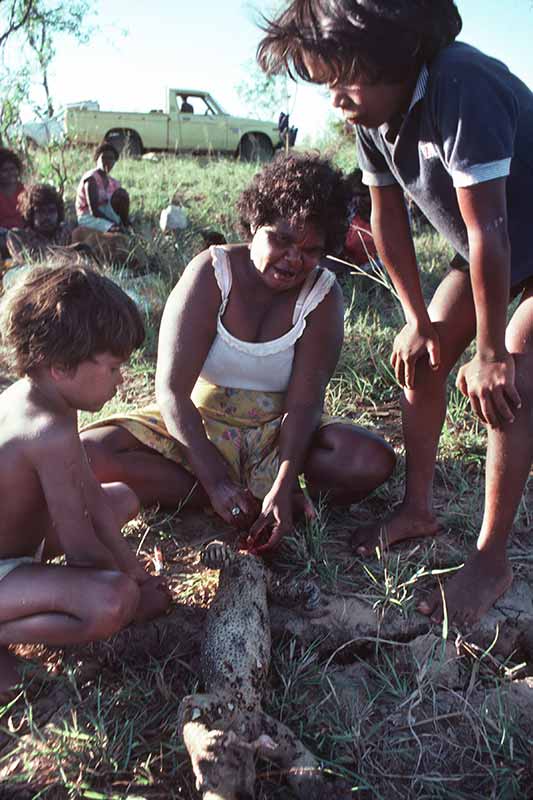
[177,94,227,152]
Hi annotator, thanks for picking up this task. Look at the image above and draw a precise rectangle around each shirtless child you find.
[0,264,171,696]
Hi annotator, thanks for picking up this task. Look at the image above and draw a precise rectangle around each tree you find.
[236,58,292,119]
[0,0,35,48]
[0,0,94,143]
[24,1,93,118]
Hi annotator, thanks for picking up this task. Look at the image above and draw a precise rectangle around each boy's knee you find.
[87,572,140,639]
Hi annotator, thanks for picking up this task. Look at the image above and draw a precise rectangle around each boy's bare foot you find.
[0,646,21,702]
[417,550,513,628]
[351,506,440,557]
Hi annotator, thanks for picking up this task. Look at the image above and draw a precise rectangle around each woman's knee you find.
[319,426,396,489]
[85,572,140,640]
[354,435,396,490]
[103,481,140,524]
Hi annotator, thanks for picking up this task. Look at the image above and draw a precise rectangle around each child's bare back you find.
[0,264,171,697]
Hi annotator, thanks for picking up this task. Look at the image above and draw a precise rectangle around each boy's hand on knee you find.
[391,320,440,390]
[456,352,521,428]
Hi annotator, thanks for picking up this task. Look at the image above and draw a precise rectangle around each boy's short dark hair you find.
[94,141,120,162]
[0,263,145,376]
[257,0,462,85]
[236,152,351,254]
[18,184,65,227]
[0,147,23,175]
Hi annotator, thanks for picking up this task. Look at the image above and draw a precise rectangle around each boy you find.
[257,0,533,626]
[0,264,170,696]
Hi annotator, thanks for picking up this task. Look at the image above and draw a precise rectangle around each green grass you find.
[1,144,533,799]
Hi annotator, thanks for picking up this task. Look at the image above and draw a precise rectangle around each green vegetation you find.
[1,144,532,799]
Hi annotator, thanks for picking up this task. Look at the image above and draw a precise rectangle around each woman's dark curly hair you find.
[94,141,120,162]
[237,153,351,254]
[257,0,462,85]
[18,184,65,228]
[0,147,23,175]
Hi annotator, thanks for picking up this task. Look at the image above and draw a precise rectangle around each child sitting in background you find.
[0,264,170,697]
[75,142,130,232]
[0,149,25,259]
[6,184,74,265]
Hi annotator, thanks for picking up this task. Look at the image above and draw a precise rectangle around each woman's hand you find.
[391,320,441,389]
[245,485,293,554]
[206,478,260,530]
[456,352,521,428]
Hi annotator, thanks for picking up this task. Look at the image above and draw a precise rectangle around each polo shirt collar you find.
[378,64,429,143]
[408,64,429,111]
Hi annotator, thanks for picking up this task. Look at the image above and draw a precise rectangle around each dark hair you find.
[0,263,145,376]
[236,153,351,254]
[18,183,65,228]
[94,141,120,162]
[257,0,462,85]
[0,147,23,175]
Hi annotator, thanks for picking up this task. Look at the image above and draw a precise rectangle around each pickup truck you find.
[63,89,286,160]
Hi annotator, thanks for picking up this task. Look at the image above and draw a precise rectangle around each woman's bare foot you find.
[417,549,513,628]
[0,646,21,702]
[351,505,440,557]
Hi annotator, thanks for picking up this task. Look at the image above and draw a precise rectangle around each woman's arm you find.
[248,278,345,551]
[455,178,521,427]
[155,250,258,526]
[370,184,440,389]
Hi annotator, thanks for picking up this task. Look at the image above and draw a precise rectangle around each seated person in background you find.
[180,96,194,113]
[343,168,377,267]
[0,148,25,259]
[0,264,170,696]
[82,154,396,553]
[6,184,73,265]
[75,142,130,232]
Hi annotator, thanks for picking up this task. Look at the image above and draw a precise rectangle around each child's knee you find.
[87,572,140,639]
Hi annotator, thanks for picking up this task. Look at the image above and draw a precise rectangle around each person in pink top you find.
[75,142,130,232]
[0,148,26,258]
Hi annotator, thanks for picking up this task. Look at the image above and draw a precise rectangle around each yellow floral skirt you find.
[83,379,351,499]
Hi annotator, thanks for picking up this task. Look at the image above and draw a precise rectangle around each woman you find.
[82,154,395,552]
[75,141,130,232]
[0,148,25,258]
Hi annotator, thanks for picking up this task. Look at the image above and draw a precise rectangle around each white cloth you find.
[199,246,336,392]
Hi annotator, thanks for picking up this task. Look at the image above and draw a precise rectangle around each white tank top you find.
[199,246,336,392]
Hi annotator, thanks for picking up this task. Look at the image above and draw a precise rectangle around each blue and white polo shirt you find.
[356,42,533,286]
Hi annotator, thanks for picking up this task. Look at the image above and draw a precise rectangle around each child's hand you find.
[456,352,521,428]
[391,320,440,390]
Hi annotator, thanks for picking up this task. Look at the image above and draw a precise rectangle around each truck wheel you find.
[238,134,274,162]
[106,130,143,158]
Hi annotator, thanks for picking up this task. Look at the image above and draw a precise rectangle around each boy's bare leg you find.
[0,566,140,694]
[419,282,533,625]
[352,269,476,555]
[82,426,209,509]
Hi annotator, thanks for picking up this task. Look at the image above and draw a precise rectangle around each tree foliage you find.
[0,0,35,48]
[236,58,292,119]
[0,0,94,144]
